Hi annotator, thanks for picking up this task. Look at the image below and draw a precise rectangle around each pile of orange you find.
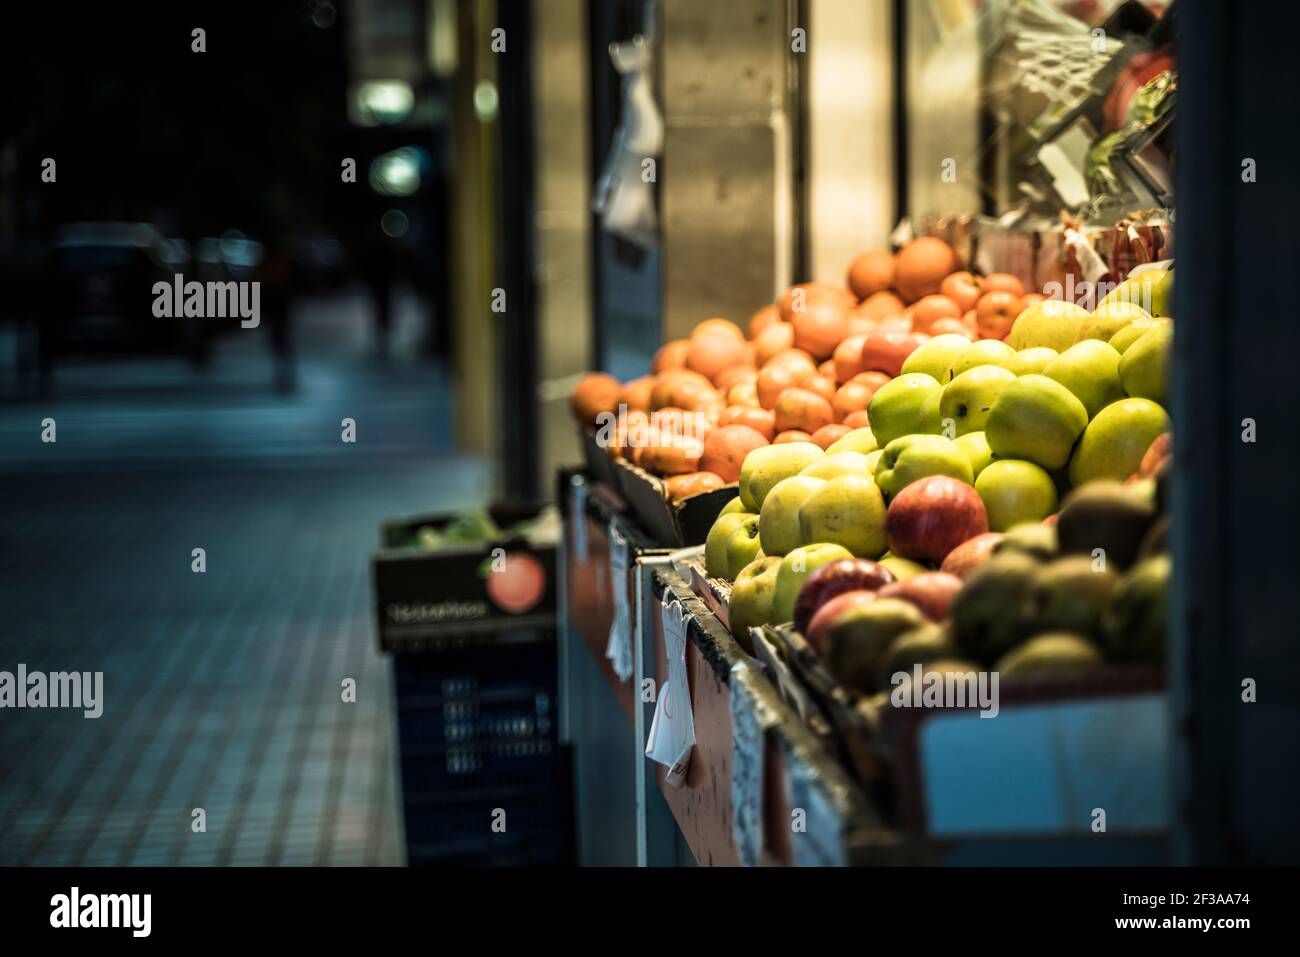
[571,237,1044,500]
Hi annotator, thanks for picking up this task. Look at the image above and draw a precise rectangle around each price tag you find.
[1065,228,1110,285]
[570,478,588,563]
[645,598,695,787]
[785,759,846,867]
[730,665,780,867]
[604,524,633,681]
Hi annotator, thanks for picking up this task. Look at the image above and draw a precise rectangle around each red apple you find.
[885,475,989,564]
[939,531,1004,580]
[792,558,895,635]
[804,589,878,653]
[975,291,1021,340]
[860,328,924,377]
[940,271,981,313]
[876,572,964,622]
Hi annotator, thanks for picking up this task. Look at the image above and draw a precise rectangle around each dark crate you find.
[373,502,558,654]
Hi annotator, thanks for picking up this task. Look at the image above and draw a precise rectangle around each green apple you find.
[758,476,826,557]
[863,449,884,474]
[738,441,825,511]
[728,556,783,641]
[773,543,855,623]
[1007,299,1090,352]
[1005,347,1058,376]
[1075,301,1151,344]
[1109,316,1170,355]
[800,450,872,480]
[874,434,974,500]
[878,554,927,581]
[724,516,764,578]
[940,365,1016,436]
[705,512,753,577]
[867,373,942,447]
[718,496,747,516]
[955,431,995,478]
[920,389,945,435]
[985,374,1089,470]
[900,334,972,384]
[1068,398,1171,485]
[1043,339,1125,420]
[974,459,1058,532]
[798,474,888,558]
[1119,323,1172,403]
[1098,268,1172,317]
[951,339,1016,377]
[826,427,878,456]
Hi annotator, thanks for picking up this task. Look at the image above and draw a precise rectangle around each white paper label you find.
[730,665,780,867]
[645,598,695,786]
[786,761,845,867]
[604,524,633,681]
[1065,228,1110,284]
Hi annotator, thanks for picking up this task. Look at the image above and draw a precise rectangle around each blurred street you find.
[0,291,485,865]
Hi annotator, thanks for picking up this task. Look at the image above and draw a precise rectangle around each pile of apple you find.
[569,237,1052,500]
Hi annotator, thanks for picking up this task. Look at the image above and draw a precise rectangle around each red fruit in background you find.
[833,334,868,383]
[774,429,813,444]
[774,387,835,435]
[894,236,958,303]
[652,339,690,372]
[1019,292,1045,312]
[749,304,783,339]
[754,321,796,366]
[927,317,974,339]
[486,551,547,614]
[975,290,1021,340]
[939,531,1004,580]
[802,373,837,404]
[876,572,964,622]
[571,372,623,428]
[847,249,896,299]
[980,272,1026,298]
[665,471,725,500]
[700,424,769,483]
[810,423,851,450]
[715,365,757,393]
[805,590,878,653]
[1041,513,1059,527]
[910,294,962,334]
[861,327,922,377]
[779,282,856,324]
[792,296,851,361]
[940,271,981,312]
[718,405,776,440]
[792,559,896,635]
[1139,431,1173,477]
[886,475,989,564]
[854,290,906,323]
[841,410,872,429]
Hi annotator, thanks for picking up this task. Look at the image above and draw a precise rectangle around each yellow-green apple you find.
[738,441,824,511]
[805,590,878,652]
[974,459,1059,531]
[885,474,989,564]
[758,475,826,556]
[728,556,783,641]
[772,543,854,623]
[797,474,889,558]
[1068,398,1171,485]
[825,427,878,456]
[1109,316,1170,354]
[724,516,764,578]
[823,598,928,693]
[705,512,753,577]
[985,374,1088,469]
[995,633,1103,677]
[878,554,927,581]
[866,372,942,447]
[939,531,1005,579]
[1075,301,1151,343]
[1119,323,1172,402]
[876,571,963,622]
[951,338,1016,377]
[1098,268,1173,317]
[719,496,747,516]
[955,431,995,478]
[1005,347,1059,376]
[800,450,872,480]
[863,449,884,475]
[920,389,945,435]
[791,557,895,634]
[900,333,971,384]
[874,434,974,500]
[1043,339,1125,419]
[1007,299,1090,351]
[940,365,1016,435]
